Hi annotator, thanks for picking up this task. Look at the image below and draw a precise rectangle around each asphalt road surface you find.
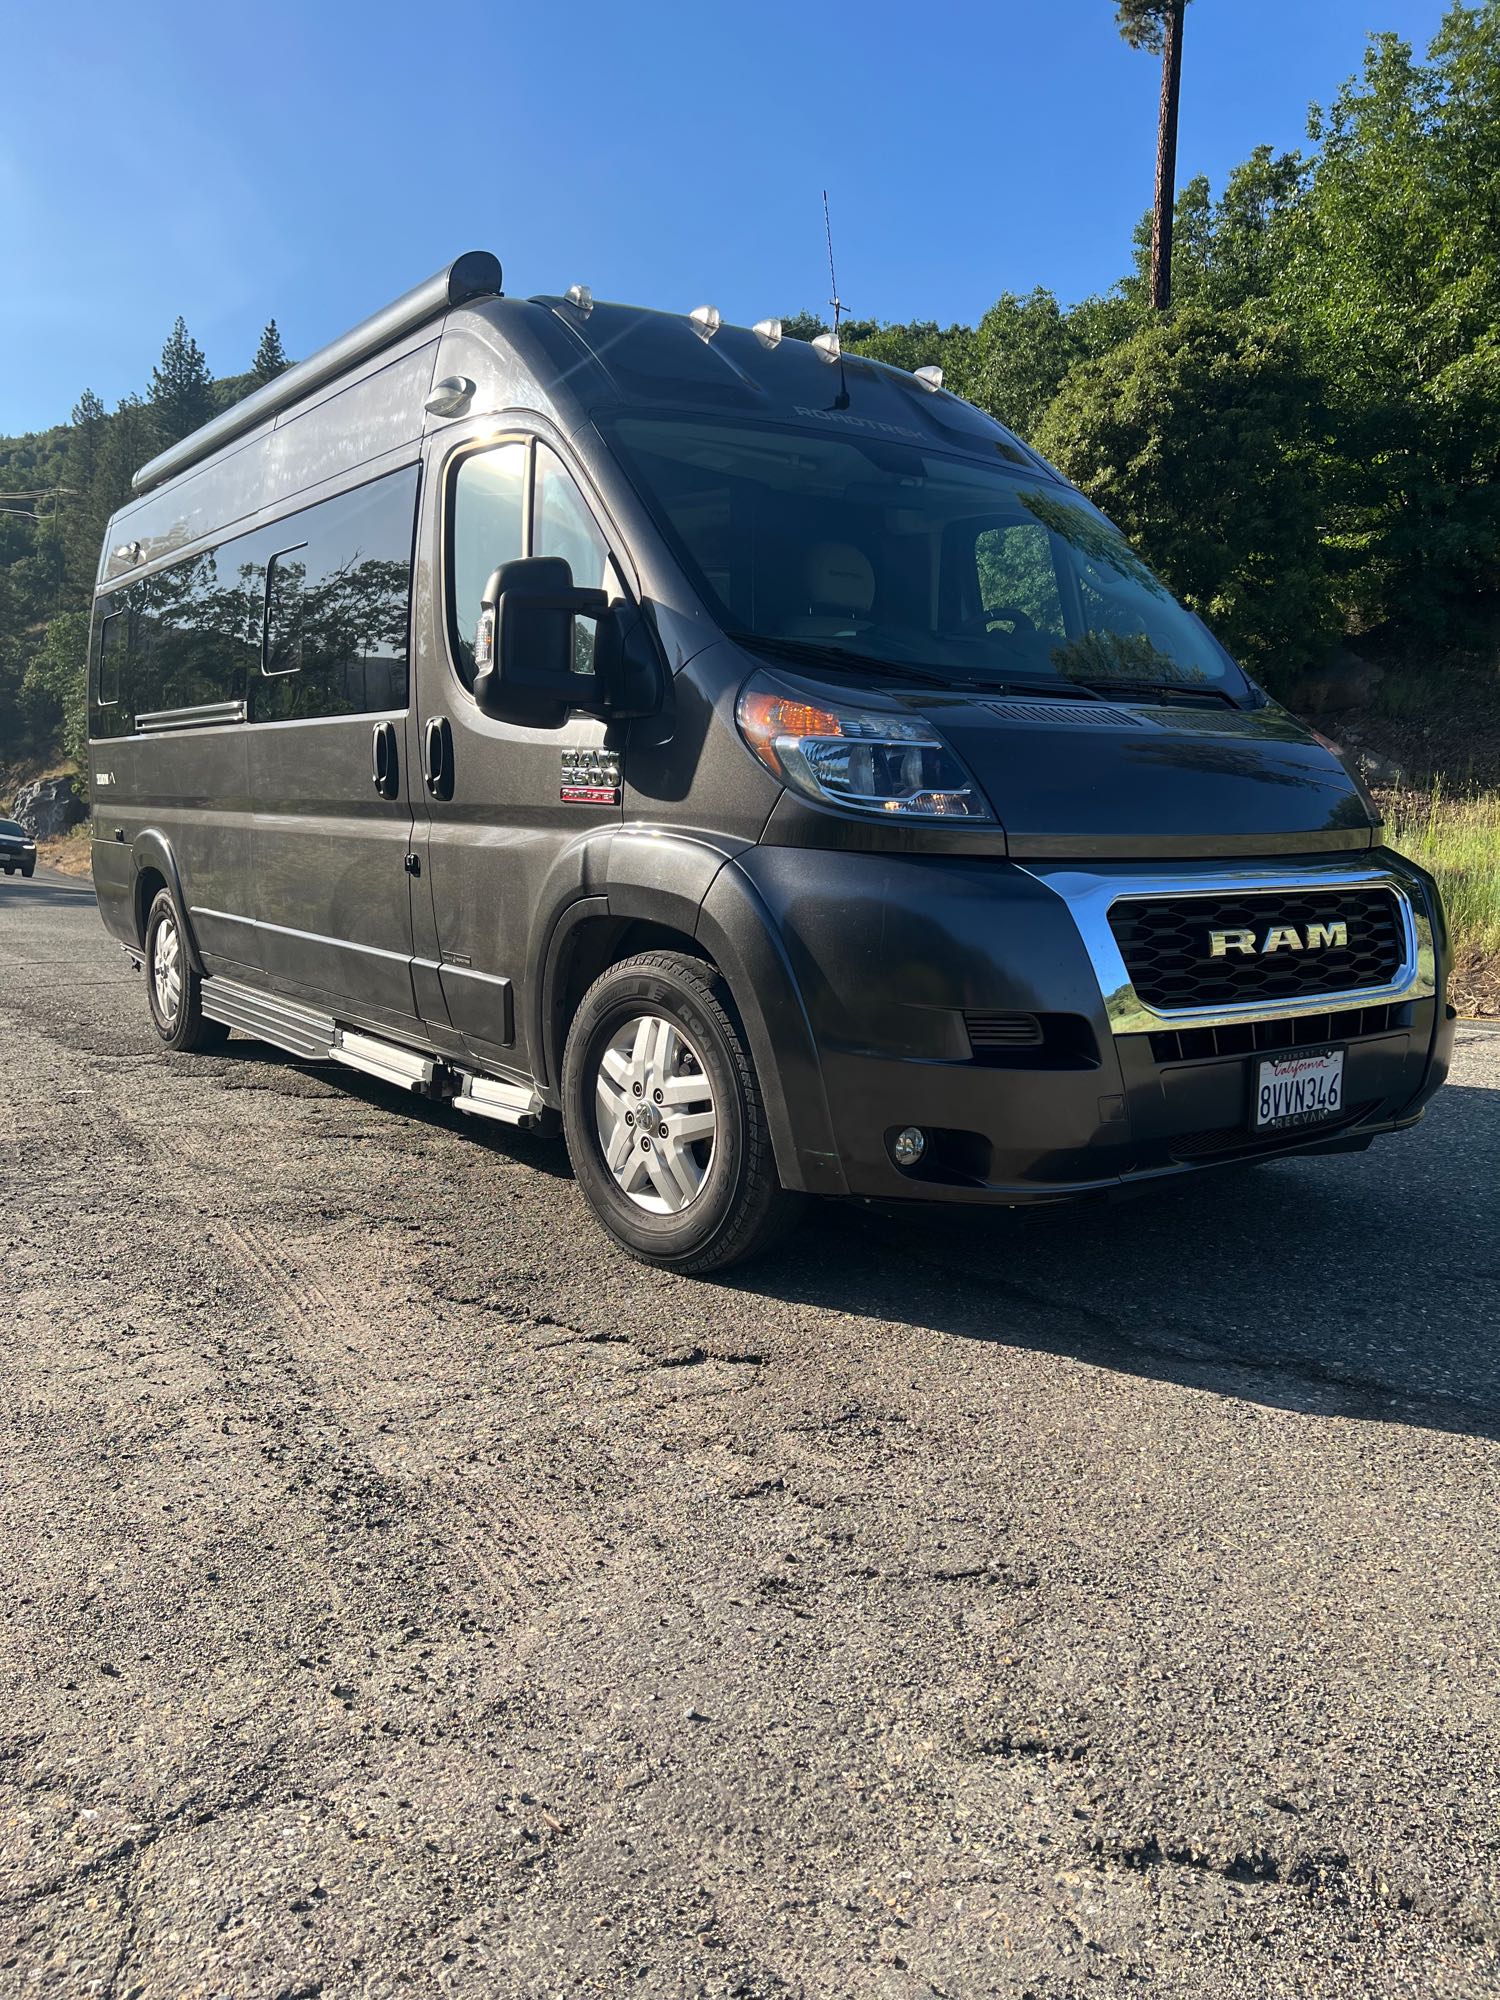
[2,865,1498,2000]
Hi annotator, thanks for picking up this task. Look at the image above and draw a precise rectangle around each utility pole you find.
[1150,0,1186,312]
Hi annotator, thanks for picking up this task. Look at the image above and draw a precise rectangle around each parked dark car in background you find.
[0,820,36,877]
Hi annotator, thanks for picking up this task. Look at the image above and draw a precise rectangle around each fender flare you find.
[129,829,204,974]
[533,831,847,1198]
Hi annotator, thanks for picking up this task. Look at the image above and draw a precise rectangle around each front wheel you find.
[144,888,228,1052]
[562,951,802,1275]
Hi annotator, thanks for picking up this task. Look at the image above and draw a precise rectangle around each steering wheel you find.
[961,603,1037,640]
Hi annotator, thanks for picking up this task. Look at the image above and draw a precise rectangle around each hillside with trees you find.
[2,6,1497,995]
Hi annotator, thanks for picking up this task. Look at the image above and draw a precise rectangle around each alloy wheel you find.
[594,1013,717,1214]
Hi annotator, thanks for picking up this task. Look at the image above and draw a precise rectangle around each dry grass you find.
[1385,787,1500,1014]
[35,823,93,879]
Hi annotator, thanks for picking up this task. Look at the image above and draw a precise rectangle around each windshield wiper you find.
[726,634,1108,699]
[725,633,958,690]
[1075,677,1242,708]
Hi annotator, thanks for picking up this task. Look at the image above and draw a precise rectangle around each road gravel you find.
[2,866,1498,1998]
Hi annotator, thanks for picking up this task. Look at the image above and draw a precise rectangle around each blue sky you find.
[0,0,1459,435]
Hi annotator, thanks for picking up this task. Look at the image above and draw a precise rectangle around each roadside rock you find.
[11,774,84,839]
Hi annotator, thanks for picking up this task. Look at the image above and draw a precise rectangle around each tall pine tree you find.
[61,389,108,601]
[149,317,215,445]
[251,320,289,385]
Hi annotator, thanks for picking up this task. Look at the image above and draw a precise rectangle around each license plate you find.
[1253,1047,1345,1132]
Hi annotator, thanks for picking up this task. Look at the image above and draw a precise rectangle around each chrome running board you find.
[200,974,545,1123]
[200,976,334,1061]
[452,1072,544,1129]
[331,1028,437,1092]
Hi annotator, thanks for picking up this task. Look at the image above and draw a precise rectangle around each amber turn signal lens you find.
[737,691,845,777]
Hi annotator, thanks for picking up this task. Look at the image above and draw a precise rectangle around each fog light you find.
[892,1126,927,1169]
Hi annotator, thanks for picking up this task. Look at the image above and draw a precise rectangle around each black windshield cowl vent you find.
[986,701,1147,729]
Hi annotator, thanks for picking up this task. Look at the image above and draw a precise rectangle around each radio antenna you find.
[823,189,845,334]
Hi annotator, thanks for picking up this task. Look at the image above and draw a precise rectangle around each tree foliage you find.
[252,320,289,385]
[3,5,1500,779]
[1037,309,1337,681]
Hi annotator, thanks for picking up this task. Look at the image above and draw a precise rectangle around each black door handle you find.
[423,716,454,800]
[372,720,399,799]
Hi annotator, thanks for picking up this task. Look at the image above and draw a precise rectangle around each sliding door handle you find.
[372,720,399,799]
[423,716,454,801]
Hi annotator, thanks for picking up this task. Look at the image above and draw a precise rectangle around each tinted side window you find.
[133,545,261,715]
[974,523,1065,636]
[534,447,622,676]
[95,610,126,706]
[534,445,611,593]
[253,467,418,723]
[447,443,526,685]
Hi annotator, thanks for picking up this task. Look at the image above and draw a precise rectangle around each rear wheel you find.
[562,950,802,1274]
[144,888,227,1052]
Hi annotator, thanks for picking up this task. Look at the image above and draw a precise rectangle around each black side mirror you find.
[472,556,608,726]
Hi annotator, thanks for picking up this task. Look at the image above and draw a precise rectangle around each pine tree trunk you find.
[1150,0,1185,311]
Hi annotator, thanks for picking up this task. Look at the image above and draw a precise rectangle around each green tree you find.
[1117,0,1194,310]
[20,609,90,771]
[251,319,289,385]
[1037,307,1336,687]
[150,317,215,445]
[1270,8,1500,637]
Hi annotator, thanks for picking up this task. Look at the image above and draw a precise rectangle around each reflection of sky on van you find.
[606,414,1249,695]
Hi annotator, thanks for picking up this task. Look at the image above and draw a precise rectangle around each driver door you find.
[411,431,626,1071]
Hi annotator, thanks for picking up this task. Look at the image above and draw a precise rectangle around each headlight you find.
[735,679,994,820]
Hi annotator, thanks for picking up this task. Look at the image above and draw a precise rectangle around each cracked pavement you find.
[1,866,1498,1998]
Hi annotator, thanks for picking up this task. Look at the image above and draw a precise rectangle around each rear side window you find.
[96,610,126,706]
[253,467,419,722]
[132,546,261,715]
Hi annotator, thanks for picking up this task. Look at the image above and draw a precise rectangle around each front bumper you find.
[735,846,1453,1205]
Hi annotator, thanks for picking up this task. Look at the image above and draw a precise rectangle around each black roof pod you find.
[129,251,503,496]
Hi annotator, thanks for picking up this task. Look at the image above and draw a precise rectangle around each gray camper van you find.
[88,252,1455,1273]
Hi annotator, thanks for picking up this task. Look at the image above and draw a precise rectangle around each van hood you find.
[758,667,1381,858]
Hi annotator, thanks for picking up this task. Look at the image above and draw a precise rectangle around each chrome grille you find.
[1108,889,1404,1010]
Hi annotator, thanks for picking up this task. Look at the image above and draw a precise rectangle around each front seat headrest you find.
[805,541,875,615]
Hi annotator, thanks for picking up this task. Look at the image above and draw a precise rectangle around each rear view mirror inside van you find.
[474,556,609,726]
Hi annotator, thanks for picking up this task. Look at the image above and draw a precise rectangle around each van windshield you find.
[604,414,1247,697]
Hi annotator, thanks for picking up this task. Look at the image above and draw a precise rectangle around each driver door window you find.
[534,445,622,674]
[973,523,1065,637]
[449,441,527,684]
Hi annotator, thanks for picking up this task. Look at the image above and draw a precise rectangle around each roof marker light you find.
[689,304,722,339]
[913,364,944,392]
[753,317,783,349]
[812,330,841,364]
[565,284,594,314]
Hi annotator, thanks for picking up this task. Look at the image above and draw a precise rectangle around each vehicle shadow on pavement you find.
[720,1073,1500,1445]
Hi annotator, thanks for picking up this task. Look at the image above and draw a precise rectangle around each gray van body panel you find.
[87,280,1451,1209]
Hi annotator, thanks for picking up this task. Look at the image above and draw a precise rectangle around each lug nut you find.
[625,1111,635,1126]
[653,1089,663,1103]
[642,1136,652,1150]
[633,1081,643,1096]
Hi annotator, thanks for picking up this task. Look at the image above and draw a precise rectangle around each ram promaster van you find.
[89,253,1455,1272]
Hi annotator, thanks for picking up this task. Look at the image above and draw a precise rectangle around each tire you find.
[144,888,228,1052]
[562,950,803,1275]
[21,863,33,878]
